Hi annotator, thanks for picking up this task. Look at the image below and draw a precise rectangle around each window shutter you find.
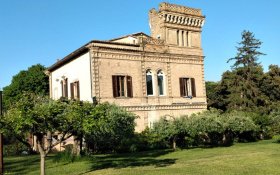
[76,81,80,100]
[191,78,196,97]
[61,81,64,97]
[70,83,74,99]
[112,76,118,97]
[127,76,133,98]
[64,78,68,98]
[179,78,184,97]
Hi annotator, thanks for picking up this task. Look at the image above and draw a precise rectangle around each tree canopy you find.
[3,64,49,109]
[227,30,265,68]
[206,30,274,112]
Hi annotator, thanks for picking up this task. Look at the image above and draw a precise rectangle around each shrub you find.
[3,141,29,156]
[84,103,137,153]
[222,111,258,142]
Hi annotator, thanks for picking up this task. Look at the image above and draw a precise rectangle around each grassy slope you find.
[4,140,280,175]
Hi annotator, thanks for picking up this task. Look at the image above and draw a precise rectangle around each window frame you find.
[179,77,196,98]
[60,78,68,98]
[112,75,133,98]
[157,70,165,96]
[70,81,80,100]
[146,69,154,96]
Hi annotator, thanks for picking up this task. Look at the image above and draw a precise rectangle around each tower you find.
[149,2,205,49]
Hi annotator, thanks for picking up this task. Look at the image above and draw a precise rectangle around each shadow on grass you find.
[81,149,176,174]
[4,155,39,174]
[4,149,176,174]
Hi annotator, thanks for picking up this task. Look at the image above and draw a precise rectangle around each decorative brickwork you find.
[48,3,207,132]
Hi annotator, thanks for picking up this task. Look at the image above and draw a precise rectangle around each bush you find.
[84,103,137,153]
[53,145,82,163]
[273,135,280,143]
[149,109,259,150]
[3,141,29,156]
[222,111,258,142]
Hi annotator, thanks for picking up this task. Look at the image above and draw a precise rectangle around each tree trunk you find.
[79,135,83,155]
[36,134,46,175]
[72,135,80,156]
[40,154,46,175]
[172,137,177,150]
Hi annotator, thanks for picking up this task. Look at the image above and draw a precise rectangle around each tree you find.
[152,116,188,150]
[205,81,227,110]
[3,64,49,110]
[62,100,94,156]
[83,103,136,153]
[2,93,73,175]
[261,65,280,102]
[218,31,267,111]
[227,30,265,68]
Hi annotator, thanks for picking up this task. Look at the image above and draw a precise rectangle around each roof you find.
[109,32,151,41]
[47,34,145,72]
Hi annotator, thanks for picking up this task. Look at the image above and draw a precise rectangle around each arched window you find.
[146,69,154,96]
[157,70,165,96]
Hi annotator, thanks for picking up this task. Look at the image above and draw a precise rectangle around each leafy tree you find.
[83,103,136,153]
[3,64,49,109]
[152,116,187,150]
[222,111,258,142]
[2,93,73,175]
[62,100,94,156]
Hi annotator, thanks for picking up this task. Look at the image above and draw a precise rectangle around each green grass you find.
[4,139,280,175]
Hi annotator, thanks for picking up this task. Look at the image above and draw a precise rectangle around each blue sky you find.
[1,0,280,89]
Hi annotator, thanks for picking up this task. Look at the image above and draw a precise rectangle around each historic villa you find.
[47,2,207,132]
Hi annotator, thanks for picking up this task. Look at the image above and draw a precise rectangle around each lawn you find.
[4,139,280,175]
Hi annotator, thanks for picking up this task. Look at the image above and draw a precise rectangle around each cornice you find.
[123,103,207,111]
[90,50,204,65]
[159,2,203,16]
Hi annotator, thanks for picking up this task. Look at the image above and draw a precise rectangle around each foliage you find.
[222,111,258,142]
[1,93,75,175]
[260,65,280,103]
[61,100,94,156]
[148,109,261,149]
[83,102,136,153]
[3,64,49,110]
[205,81,226,110]
[227,30,265,68]
[3,142,30,156]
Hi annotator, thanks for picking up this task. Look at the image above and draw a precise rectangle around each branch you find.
[51,133,73,148]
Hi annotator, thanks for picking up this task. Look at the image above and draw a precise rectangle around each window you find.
[146,69,154,96]
[182,30,184,46]
[112,75,133,98]
[177,30,179,45]
[70,81,80,100]
[157,70,165,96]
[61,78,68,98]
[179,78,196,97]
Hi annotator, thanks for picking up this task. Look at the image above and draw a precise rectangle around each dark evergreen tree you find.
[3,64,49,109]
[227,30,265,68]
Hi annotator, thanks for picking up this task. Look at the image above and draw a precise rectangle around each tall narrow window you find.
[179,78,196,97]
[70,81,80,100]
[61,78,68,98]
[112,75,133,98]
[157,70,165,96]
[182,31,185,47]
[146,69,154,96]
[177,30,179,45]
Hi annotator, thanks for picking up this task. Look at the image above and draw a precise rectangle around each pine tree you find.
[225,30,266,111]
[227,30,265,68]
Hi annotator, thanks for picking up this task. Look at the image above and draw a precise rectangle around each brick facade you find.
[47,2,207,132]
